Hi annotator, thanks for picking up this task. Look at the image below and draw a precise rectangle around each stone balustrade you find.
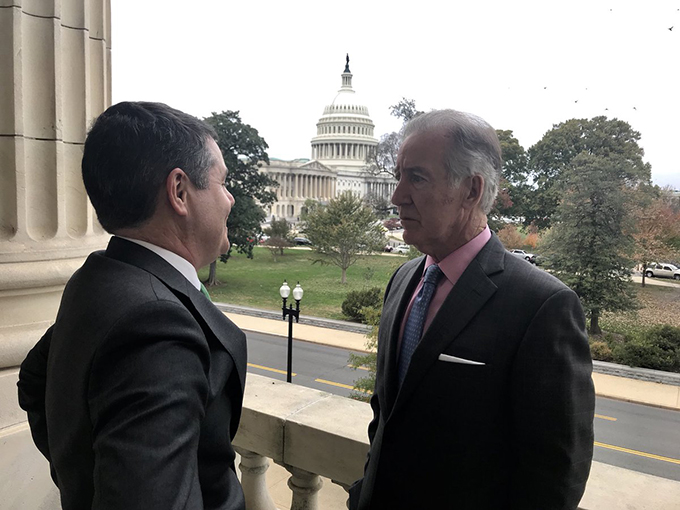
[233,373,372,510]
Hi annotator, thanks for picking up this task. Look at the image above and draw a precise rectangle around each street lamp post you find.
[280,280,303,383]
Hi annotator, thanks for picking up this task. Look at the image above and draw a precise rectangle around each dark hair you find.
[82,101,217,232]
[403,109,502,214]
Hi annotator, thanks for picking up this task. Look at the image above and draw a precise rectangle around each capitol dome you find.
[310,55,378,170]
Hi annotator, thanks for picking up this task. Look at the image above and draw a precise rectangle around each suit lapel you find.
[105,237,247,393]
[380,258,425,413]
[388,235,506,417]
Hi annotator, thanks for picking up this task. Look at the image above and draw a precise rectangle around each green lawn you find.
[199,247,406,320]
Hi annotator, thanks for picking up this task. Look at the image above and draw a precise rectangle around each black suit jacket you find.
[350,234,595,510]
[18,237,247,510]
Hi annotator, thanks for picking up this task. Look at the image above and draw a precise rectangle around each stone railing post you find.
[235,447,277,510]
[284,465,323,510]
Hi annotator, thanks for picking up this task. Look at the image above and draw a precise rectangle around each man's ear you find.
[166,168,190,216]
[464,175,485,209]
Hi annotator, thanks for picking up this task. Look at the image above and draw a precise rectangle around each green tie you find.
[200,283,212,301]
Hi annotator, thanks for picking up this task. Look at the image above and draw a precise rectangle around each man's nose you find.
[391,179,407,206]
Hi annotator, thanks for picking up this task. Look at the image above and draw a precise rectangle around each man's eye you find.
[410,174,424,183]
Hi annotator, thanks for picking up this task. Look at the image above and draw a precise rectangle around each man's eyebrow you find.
[401,166,427,174]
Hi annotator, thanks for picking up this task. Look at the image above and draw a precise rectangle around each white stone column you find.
[0,0,111,501]
[236,448,277,510]
[285,465,323,510]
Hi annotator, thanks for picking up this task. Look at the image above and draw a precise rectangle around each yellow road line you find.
[247,363,296,377]
[595,441,680,465]
[348,364,370,371]
[315,378,355,390]
[595,414,617,422]
[315,378,373,394]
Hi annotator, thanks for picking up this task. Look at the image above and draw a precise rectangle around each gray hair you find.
[402,109,502,214]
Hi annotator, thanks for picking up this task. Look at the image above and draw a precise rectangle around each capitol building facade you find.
[263,57,396,222]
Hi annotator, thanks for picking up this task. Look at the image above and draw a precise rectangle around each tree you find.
[365,98,422,177]
[263,217,292,258]
[496,224,525,250]
[363,191,392,219]
[526,117,651,229]
[365,131,400,177]
[631,189,680,286]
[389,97,422,123]
[491,130,530,226]
[302,191,386,283]
[203,111,278,285]
[348,305,380,401]
[542,153,638,334]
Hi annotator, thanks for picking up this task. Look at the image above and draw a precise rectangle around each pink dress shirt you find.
[398,226,492,345]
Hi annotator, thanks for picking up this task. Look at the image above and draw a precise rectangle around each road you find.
[245,331,680,482]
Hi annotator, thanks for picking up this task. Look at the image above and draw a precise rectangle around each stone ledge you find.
[593,360,680,387]
[233,373,371,486]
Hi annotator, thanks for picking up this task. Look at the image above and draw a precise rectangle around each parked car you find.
[509,249,536,263]
[294,237,312,246]
[645,263,680,280]
[384,245,394,252]
[394,244,410,254]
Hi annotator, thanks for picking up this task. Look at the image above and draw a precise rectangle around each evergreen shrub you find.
[590,341,614,362]
[342,287,382,323]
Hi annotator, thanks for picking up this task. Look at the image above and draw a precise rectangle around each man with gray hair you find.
[349,109,594,509]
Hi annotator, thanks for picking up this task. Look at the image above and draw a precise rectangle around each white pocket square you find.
[438,353,485,365]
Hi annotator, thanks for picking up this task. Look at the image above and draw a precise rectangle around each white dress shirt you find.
[117,236,201,291]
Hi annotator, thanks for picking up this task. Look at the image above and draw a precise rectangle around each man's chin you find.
[402,230,416,246]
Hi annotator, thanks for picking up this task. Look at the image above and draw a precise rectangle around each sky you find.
[111,0,680,188]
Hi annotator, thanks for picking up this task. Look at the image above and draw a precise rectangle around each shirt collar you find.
[423,225,491,285]
[117,236,202,291]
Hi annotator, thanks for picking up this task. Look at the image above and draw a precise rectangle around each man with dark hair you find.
[349,109,594,509]
[18,101,246,509]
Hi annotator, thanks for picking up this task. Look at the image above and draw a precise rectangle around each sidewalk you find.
[224,308,680,509]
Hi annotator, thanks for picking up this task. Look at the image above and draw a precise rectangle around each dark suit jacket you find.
[350,234,595,510]
[17,237,247,510]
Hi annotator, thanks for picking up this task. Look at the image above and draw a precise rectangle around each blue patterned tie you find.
[398,264,443,384]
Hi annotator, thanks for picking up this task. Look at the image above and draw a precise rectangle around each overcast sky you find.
[111,0,679,188]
